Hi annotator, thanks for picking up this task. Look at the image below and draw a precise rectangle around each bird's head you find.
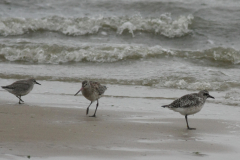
[199,90,214,99]
[29,79,41,85]
[74,80,90,96]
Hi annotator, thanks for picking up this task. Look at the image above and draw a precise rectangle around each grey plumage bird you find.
[74,80,107,117]
[1,79,41,104]
[162,90,214,130]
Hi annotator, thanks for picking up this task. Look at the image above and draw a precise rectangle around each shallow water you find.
[1,0,240,103]
[1,0,240,96]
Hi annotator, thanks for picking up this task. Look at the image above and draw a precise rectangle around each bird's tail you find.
[1,86,13,91]
[161,105,169,108]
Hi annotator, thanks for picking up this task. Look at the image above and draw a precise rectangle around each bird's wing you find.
[169,93,201,108]
[10,81,31,90]
[97,85,107,95]
[90,81,107,95]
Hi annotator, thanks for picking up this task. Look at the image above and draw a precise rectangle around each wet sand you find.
[0,80,240,159]
[0,99,240,160]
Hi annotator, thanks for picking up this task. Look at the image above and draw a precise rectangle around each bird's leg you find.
[185,115,196,130]
[19,96,24,102]
[86,101,92,115]
[90,100,99,117]
[16,96,24,104]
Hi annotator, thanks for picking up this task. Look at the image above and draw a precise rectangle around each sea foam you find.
[0,13,193,38]
[0,43,240,65]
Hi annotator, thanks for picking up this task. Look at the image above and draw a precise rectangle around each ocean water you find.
[1,0,240,106]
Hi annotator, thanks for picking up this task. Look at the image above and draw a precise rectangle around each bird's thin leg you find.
[86,101,93,115]
[19,96,24,102]
[16,96,24,104]
[90,100,99,117]
[185,115,196,130]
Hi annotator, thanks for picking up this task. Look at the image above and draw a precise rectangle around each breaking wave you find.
[0,13,193,38]
[0,43,240,64]
[0,44,171,63]
[222,90,240,106]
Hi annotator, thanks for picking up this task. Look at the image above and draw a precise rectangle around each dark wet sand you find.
[0,100,240,159]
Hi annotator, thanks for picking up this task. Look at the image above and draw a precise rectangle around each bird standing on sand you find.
[162,90,214,130]
[1,79,41,104]
[74,80,107,117]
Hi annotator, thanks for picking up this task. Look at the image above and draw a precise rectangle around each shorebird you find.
[74,80,107,117]
[162,90,214,130]
[1,79,41,104]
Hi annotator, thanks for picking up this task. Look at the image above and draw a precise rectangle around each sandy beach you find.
[1,0,240,159]
[0,81,240,160]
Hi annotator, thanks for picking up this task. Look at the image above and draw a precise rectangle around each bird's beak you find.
[208,94,215,99]
[35,81,41,85]
[74,88,83,96]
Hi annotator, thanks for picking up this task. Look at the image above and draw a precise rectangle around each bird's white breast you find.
[171,104,204,115]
